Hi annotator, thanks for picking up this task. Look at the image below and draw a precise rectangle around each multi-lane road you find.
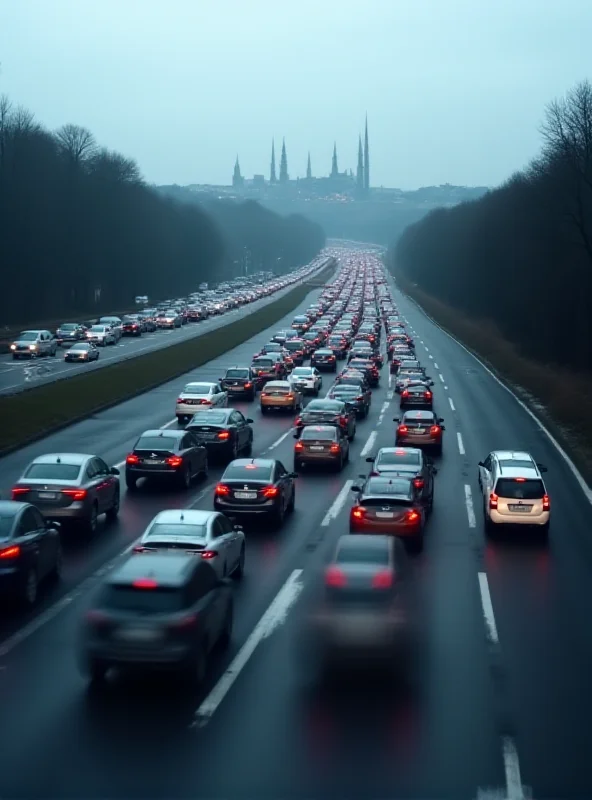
[0,264,590,799]
[0,270,323,395]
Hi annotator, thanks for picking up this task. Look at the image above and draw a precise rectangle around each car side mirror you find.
[293,432,299,439]
[432,467,438,474]
[233,524,243,531]
[246,418,254,424]
[440,425,446,431]
[393,417,400,422]
[218,377,223,382]
[365,456,375,462]
[110,467,120,475]
[439,417,445,423]
[351,485,361,492]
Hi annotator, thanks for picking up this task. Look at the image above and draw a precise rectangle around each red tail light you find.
[406,510,420,523]
[425,391,432,399]
[430,425,441,435]
[244,382,252,389]
[401,390,409,398]
[126,454,139,465]
[339,415,348,426]
[200,550,218,559]
[11,487,29,498]
[199,399,211,405]
[62,488,88,501]
[329,443,340,453]
[0,545,20,559]
[413,478,424,489]
[263,485,279,498]
[215,483,230,496]
[217,431,231,440]
[325,566,347,587]
[176,397,183,404]
[133,578,158,589]
[398,425,408,433]
[295,416,302,426]
[489,492,498,510]
[542,494,550,511]
[166,456,183,467]
[351,506,365,519]
[372,570,393,589]
[294,442,304,451]
[133,545,149,553]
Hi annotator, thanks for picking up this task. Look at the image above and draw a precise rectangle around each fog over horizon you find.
[1,0,590,190]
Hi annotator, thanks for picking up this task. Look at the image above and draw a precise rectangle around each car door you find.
[184,431,204,473]
[178,434,195,476]
[218,514,241,567]
[313,368,322,389]
[91,457,117,510]
[19,507,52,578]
[275,461,290,506]
[83,458,106,512]
[479,454,493,495]
[230,411,246,448]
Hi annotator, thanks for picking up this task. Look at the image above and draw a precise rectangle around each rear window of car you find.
[223,464,273,481]
[306,401,341,412]
[336,543,390,566]
[183,383,213,394]
[101,585,184,613]
[189,412,227,425]
[494,479,545,499]
[301,426,337,440]
[24,463,82,480]
[284,341,304,350]
[253,359,273,367]
[225,369,249,378]
[376,451,420,466]
[404,411,434,422]
[338,378,363,386]
[135,436,179,450]
[147,523,207,539]
[365,477,413,496]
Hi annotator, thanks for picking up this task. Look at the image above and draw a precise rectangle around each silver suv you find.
[10,330,57,359]
[478,450,549,536]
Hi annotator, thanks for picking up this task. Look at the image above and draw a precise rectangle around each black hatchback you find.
[125,430,208,491]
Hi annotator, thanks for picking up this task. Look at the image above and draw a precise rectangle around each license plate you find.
[509,505,532,512]
[144,459,162,465]
[310,446,325,451]
[295,384,306,389]
[409,429,424,435]
[235,491,257,499]
[376,511,394,518]
[38,492,57,500]
[115,626,162,643]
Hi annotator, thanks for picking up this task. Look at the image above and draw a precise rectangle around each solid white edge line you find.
[191,569,304,727]
[360,431,377,458]
[457,431,465,455]
[448,397,456,411]
[502,736,527,800]
[399,290,592,504]
[321,479,354,526]
[464,483,476,528]
[477,572,499,644]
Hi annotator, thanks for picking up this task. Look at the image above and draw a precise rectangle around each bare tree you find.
[54,123,97,167]
[0,94,12,169]
[90,148,143,184]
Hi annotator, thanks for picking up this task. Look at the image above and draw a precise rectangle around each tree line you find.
[390,80,592,373]
[0,94,325,326]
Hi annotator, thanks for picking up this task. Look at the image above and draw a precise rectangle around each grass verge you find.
[394,272,592,486]
[0,268,334,456]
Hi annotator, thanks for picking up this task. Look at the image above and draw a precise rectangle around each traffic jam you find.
[1,250,552,689]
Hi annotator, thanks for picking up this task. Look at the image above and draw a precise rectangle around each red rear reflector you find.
[126,454,139,464]
[372,570,393,589]
[133,578,158,589]
[489,492,498,509]
[0,545,20,559]
[543,494,550,511]
[325,566,347,587]
[215,484,230,495]
[217,431,231,440]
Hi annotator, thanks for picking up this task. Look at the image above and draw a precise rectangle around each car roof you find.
[108,552,200,588]
[225,458,274,469]
[149,509,216,525]
[492,450,534,462]
[0,500,27,517]
[31,453,91,466]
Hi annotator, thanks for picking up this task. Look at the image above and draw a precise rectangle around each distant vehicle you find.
[135,295,149,305]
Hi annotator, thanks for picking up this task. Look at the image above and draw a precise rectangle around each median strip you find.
[0,266,334,456]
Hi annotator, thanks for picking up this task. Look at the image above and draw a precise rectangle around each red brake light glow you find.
[406,510,420,522]
[413,478,424,489]
[294,441,304,451]
[133,578,158,589]
[215,483,230,496]
[0,545,20,559]
[329,443,340,453]
[166,456,183,468]
[200,550,218,559]
[263,486,279,497]
[217,431,231,440]
[126,454,140,465]
[401,390,409,397]
[489,492,498,509]
[543,494,550,511]
[398,425,408,433]
[515,477,526,482]
[430,425,441,435]
[351,506,365,519]
[62,488,88,501]
[11,487,29,498]
[325,566,347,587]
[372,570,393,589]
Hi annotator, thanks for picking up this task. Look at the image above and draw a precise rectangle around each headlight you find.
[10,344,16,350]
[29,344,36,350]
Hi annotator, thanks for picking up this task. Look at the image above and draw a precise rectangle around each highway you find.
[0,263,590,799]
[0,269,323,396]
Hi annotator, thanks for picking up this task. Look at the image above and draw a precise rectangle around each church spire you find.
[232,155,243,188]
[356,134,364,190]
[270,139,277,183]
[363,114,370,191]
[306,151,312,179]
[279,138,289,183]
[331,142,338,178]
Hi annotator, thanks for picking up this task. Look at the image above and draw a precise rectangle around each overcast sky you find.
[0,0,590,189]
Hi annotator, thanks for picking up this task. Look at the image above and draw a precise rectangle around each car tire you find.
[349,428,356,442]
[219,605,234,650]
[540,522,550,542]
[126,475,137,492]
[180,464,192,489]
[86,503,99,535]
[288,486,295,512]
[106,489,120,521]
[433,444,443,457]
[271,500,285,527]
[22,568,38,607]
[261,406,268,415]
[200,458,209,480]
[229,439,239,461]
[232,546,245,580]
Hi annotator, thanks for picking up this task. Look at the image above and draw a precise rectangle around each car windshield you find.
[183,383,213,394]
[60,324,77,330]
[0,515,16,540]
[146,523,207,540]
[24,463,82,480]
[494,479,545,499]
[135,436,179,451]
[377,451,420,466]
[18,332,38,341]
[225,369,249,378]
[223,464,273,481]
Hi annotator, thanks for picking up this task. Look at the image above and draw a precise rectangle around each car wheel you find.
[272,500,285,527]
[200,458,209,479]
[232,545,245,580]
[106,489,120,521]
[180,464,192,489]
[288,486,295,512]
[87,503,99,534]
[22,568,38,607]
[261,405,268,415]
[190,646,208,686]
[433,444,443,457]
[51,543,63,581]
[126,475,137,492]
[229,438,239,461]
[349,428,356,442]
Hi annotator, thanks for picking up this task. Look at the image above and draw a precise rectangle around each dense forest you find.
[391,80,592,374]
[0,94,325,326]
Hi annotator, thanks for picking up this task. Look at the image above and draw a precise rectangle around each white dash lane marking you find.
[266,429,292,451]
[424,346,429,353]
[448,397,456,411]
[502,736,527,800]
[457,432,465,455]
[464,484,476,528]
[478,572,499,644]
[386,390,394,400]
[321,479,354,526]
[191,569,304,728]
[428,354,433,359]
[434,362,439,369]
[360,431,377,458]
[439,373,445,383]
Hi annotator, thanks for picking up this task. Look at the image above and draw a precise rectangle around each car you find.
[64,342,100,362]
[335,372,372,408]
[293,424,350,471]
[282,338,307,365]
[85,324,116,346]
[121,316,143,336]
[251,356,287,388]
[289,366,323,395]
[55,323,87,346]
[186,408,254,460]
[10,329,57,359]
[347,358,380,387]
[214,458,297,526]
[260,380,303,414]
[125,429,208,491]
[291,315,310,334]
[395,369,430,393]
[0,500,62,606]
[301,534,415,676]
[349,475,426,552]
[98,316,123,340]
[394,411,445,455]
[400,381,433,409]
[219,366,257,400]
[310,348,337,372]
[366,447,435,512]
[327,383,370,418]
[156,310,182,329]
[176,381,228,423]
[11,453,120,534]
[327,335,349,358]
[295,399,357,440]
[477,450,550,537]
[133,509,246,580]
[78,551,233,685]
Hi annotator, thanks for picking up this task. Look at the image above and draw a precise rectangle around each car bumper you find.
[489,509,550,527]
[350,519,423,538]
[126,466,181,480]
[396,434,441,448]
[261,401,297,410]
[297,451,341,464]
[214,497,278,515]
[35,500,89,521]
